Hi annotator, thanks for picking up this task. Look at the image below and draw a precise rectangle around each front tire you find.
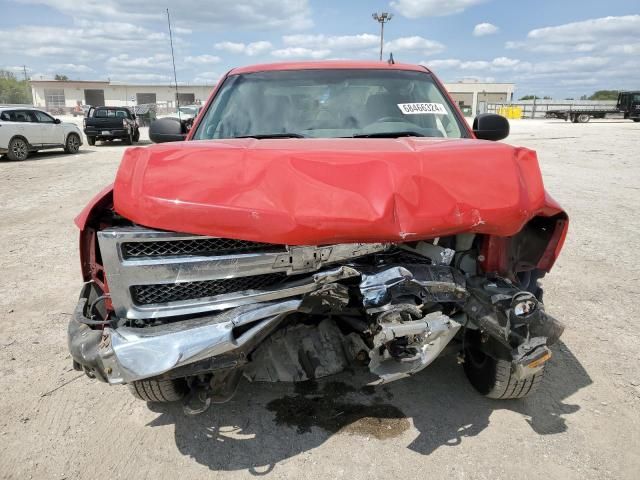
[86,136,96,146]
[128,378,188,403]
[132,129,140,142]
[463,343,545,399]
[65,133,81,154]
[124,132,133,145]
[7,137,29,161]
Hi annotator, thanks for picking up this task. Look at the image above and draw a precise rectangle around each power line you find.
[372,12,393,61]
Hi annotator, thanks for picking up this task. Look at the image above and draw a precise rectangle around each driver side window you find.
[33,111,55,123]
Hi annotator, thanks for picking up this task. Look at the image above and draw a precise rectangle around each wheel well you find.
[65,131,80,143]
[9,135,31,148]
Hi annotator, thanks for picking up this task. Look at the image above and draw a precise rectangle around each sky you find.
[1,0,639,98]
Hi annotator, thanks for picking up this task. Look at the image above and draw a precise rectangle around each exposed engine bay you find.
[69,219,565,409]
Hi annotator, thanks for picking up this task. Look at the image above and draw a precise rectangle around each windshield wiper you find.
[234,133,306,139]
[349,131,426,138]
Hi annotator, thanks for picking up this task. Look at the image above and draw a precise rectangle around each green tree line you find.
[0,70,33,104]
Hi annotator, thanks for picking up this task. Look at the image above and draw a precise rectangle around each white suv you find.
[0,107,83,161]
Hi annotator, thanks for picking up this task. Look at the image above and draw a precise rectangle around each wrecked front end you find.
[69,208,567,406]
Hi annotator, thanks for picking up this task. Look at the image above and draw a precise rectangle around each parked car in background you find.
[83,106,140,146]
[176,104,202,121]
[0,106,82,161]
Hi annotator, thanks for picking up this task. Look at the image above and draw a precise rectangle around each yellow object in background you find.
[497,106,522,119]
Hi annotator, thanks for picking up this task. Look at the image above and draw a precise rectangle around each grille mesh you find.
[122,238,284,259]
[131,272,288,305]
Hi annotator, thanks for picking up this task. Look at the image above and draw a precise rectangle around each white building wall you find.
[444,82,516,116]
[30,81,215,110]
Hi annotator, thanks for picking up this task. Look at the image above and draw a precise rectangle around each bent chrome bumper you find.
[69,261,564,386]
[69,267,359,384]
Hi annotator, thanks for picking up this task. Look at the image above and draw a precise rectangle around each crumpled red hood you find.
[112,138,562,245]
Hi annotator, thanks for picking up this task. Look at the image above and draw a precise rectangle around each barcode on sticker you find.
[397,103,447,115]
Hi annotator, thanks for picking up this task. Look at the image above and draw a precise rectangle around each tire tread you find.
[128,379,187,403]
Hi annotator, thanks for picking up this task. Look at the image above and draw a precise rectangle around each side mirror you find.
[54,118,61,124]
[473,113,509,141]
[149,118,187,143]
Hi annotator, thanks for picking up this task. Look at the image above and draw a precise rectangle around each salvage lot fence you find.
[488,100,618,119]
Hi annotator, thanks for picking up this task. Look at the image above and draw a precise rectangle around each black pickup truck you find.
[83,107,140,145]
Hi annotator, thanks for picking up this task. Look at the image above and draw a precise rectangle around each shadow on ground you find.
[147,341,590,474]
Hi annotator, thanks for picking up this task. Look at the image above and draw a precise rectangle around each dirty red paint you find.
[109,137,564,248]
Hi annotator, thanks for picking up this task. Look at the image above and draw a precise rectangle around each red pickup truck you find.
[69,61,567,412]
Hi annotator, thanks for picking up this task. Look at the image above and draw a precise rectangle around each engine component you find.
[368,309,462,384]
[244,319,367,382]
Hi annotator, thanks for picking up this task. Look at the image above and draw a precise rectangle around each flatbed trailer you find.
[545,91,640,123]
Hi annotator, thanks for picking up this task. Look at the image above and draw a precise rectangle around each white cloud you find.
[527,15,639,43]
[384,36,445,55]
[214,42,246,54]
[193,71,222,84]
[422,56,610,76]
[108,73,172,83]
[106,54,171,70]
[50,63,94,73]
[422,58,505,70]
[0,22,176,63]
[278,33,437,58]
[473,22,498,36]
[2,66,26,73]
[422,59,463,70]
[271,47,331,59]
[184,55,221,65]
[282,33,378,50]
[214,41,272,56]
[491,56,519,67]
[391,0,487,18]
[173,27,192,35]
[16,0,313,30]
[606,43,640,55]
[506,15,640,54]
[244,41,273,56]
[559,78,598,86]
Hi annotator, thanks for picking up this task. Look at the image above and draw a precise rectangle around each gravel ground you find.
[0,118,638,479]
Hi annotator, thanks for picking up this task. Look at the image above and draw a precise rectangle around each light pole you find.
[372,12,393,61]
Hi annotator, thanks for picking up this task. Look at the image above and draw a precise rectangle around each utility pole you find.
[372,12,393,61]
[166,8,180,118]
[22,65,32,105]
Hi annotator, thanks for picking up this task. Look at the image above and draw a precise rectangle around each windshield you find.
[179,106,199,116]
[193,69,467,139]
[94,108,131,119]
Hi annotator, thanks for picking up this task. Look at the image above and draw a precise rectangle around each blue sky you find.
[1,0,638,97]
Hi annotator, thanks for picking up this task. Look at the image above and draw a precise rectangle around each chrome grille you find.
[122,238,284,259]
[131,273,288,305]
[97,226,388,319]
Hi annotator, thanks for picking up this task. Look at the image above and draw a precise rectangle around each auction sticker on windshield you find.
[397,103,447,115]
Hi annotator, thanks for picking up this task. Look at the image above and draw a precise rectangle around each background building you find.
[446,80,515,117]
[30,80,214,113]
[30,78,515,117]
